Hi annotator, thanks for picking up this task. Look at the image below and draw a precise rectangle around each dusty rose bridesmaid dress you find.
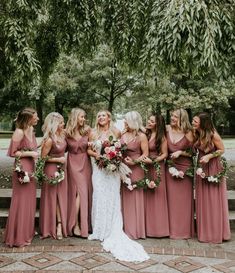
[166,132,194,239]
[39,138,67,239]
[195,145,231,243]
[66,135,92,237]
[121,137,146,239]
[4,135,37,247]
[145,138,169,237]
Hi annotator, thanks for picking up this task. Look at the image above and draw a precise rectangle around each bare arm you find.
[155,137,168,162]
[199,132,224,164]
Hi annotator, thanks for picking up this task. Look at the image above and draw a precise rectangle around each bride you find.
[87,110,149,262]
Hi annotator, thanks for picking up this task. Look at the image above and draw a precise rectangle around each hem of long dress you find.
[4,239,33,248]
[198,237,231,244]
[170,235,193,240]
[147,233,170,238]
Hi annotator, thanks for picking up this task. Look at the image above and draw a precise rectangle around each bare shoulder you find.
[185,130,194,142]
[42,137,53,148]
[12,128,24,142]
[88,129,96,141]
[212,131,222,142]
[139,131,148,141]
[113,127,121,139]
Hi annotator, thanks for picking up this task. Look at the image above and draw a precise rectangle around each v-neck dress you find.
[166,131,194,239]
[39,138,68,239]
[66,135,92,237]
[195,143,231,243]
[4,134,37,247]
[145,138,169,237]
[121,136,146,239]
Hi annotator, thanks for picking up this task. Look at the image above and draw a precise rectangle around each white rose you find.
[23,173,30,183]
[15,166,21,172]
[207,176,213,182]
[55,171,60,177]
[196,168,203,176]
[110,146,116,152]
[114,141,121,148]
[169,167,176,175]
[124,177,131,186]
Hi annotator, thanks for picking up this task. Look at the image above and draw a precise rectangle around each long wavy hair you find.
[194,112,215,151]
[66,108,87,138]
[42,112,64,141]
[146,113,166,154]
[15,107,36,130]
[171,109,192,133]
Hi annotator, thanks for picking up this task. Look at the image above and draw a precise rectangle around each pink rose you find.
[148,181,156,189]
[104,147,110,154]
[178,171,184,179]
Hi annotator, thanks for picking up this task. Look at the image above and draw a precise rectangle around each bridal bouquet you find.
[95,136,132,186]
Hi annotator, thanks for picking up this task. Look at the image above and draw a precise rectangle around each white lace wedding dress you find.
[88,140,149,262]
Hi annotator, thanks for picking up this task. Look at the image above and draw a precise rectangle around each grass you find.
[0,137,235,149]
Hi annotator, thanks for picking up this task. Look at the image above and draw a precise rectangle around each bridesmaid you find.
[166,109,194,239]
[121,111,149,239]
[143,113,169,237]
[39,112,67,240]
[192,112,231,243]
[66,108,92,238]
[4,108,39,247]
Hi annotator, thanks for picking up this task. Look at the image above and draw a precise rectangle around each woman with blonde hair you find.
[192,112,230,243]
[66,108,92,238]
[39,112,67,240]
[121,111,149,239]
[87,110,149,262]
[4,108,39,247]
[166,108,194,239]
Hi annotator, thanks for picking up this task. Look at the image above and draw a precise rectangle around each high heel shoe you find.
[73,225,81,237]
[57,222,63,240]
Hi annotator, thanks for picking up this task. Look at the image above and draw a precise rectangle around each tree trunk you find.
[35,93,44,136]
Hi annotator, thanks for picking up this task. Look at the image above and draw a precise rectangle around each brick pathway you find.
[0,230,234,272]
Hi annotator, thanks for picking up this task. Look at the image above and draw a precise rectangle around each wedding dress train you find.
[88,140,149,262]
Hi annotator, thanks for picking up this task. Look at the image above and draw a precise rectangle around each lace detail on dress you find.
[88,141,149,262]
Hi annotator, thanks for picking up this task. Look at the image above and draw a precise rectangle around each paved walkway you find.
[0,230,234,272]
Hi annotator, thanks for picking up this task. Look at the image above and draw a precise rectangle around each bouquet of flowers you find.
[34,156,65,185]
[196,156,228,184]
[14,157,31,184]
[95,136,132,187]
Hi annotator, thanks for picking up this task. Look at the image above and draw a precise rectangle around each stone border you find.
[0,245,234,260]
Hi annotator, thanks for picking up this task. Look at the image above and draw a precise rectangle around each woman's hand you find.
[57,156,66,164]
[124,156,135,166]
[95,153,100,160]
[30,151,39,159]
[170,150,182,159]
[141,156,153,164]
[199,154,211,164]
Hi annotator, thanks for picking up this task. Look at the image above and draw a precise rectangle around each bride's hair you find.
[124,111,145,134]
[94,110,116,137]
[66,108,87,137]
[42,112,64,141]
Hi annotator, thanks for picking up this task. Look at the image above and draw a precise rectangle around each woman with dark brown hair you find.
[4,108,39,247]
[144,113,169,237]
[192,112,231,243]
